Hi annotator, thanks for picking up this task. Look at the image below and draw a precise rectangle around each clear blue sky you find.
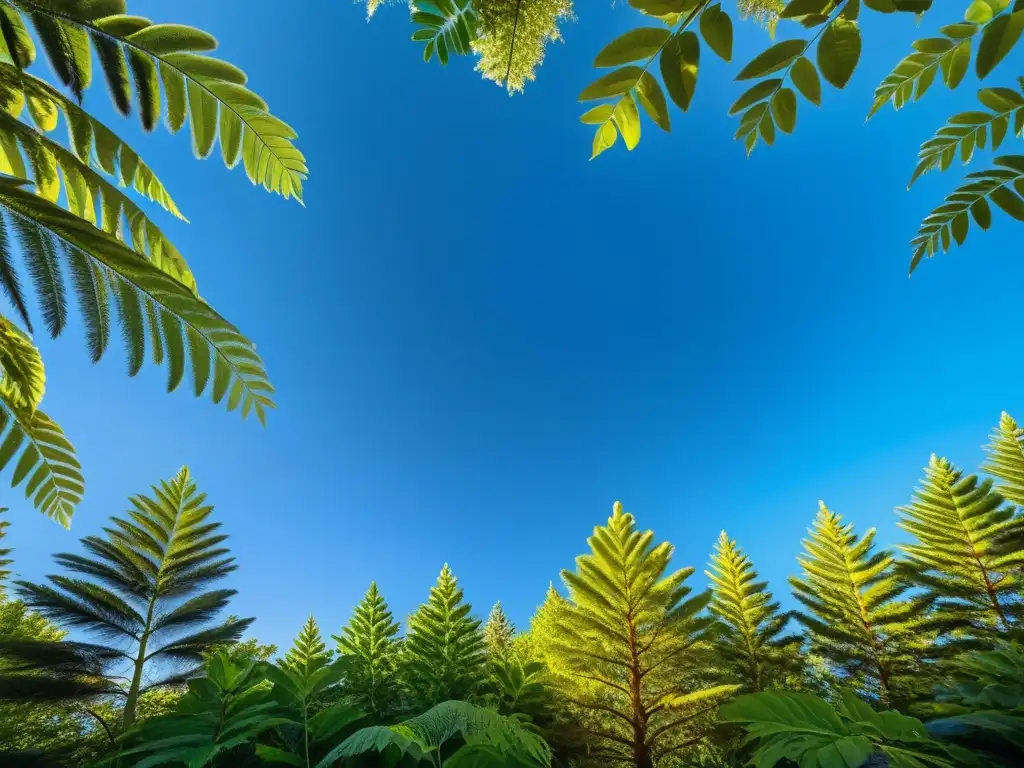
[4,1,1024,652]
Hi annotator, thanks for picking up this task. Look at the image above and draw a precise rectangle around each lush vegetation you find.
[0,411,1023,765]
[363,0,1024,274]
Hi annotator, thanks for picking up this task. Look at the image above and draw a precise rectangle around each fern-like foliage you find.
[706,530,801,692]
[539,501,738,766]
[403,563,488,709]
[317,699,552,767]
[1,0,306,200]
[489,656,549,718]
[6,467,252,728]
[283,615,333,678]
[484,600,516,662]
[983,411,1024,506]
[473,0,572,94]
[0,312,42,409]
[412,0,479,66]
[0,178,275,422]
[334,581,401,721]
[897,455,1024,645]
[0,506,11,596]
[790,502,928,710]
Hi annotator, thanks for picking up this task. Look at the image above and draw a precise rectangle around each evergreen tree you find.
[706,531,800,692]
[537,502,737,768]
[0,468,251,728]
[0,508,11,597]
[790,502,926,710]
[484,601,516,662]
[982,411,1024,506]
[898,455,1024,643]
[283,616,332,677]
[402,564,487,708]
[334,582,401,720]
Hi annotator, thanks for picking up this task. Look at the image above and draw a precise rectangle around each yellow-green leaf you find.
[612,93,641,150]
[635,71,670,131]
[579,66,644,102]
[594,28,670,68]
[737,40,806,80]
[817,19,861,88]
[591,121,617,159]
[771,88,797,133]
[580,104,614,124]
[791,56,821,105]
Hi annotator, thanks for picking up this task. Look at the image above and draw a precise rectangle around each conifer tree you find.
[284,616,333,677]
[538,502,737,768]
[484,601,516,662]
[706,531,800,692]
[334,582,401,720]
[982,411,1024,506]
[0,508,11,598]
[898,455,1024,643]
[790,502,925,710]
[402,564,487,708]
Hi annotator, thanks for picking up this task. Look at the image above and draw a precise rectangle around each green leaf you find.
[579,66,644,101]
[944,41,972,88]
[729,79,781,115]
[591,121,617,159]
[817,19,861,88]
[580,104,613,124]
[781,0,833,18]
[976,12,1024,79]
[594,28,670,67]
[629,0,688,14]
[791,56,821,105]
[635,72,670,131]
[612,93,641,150]
[771,88,797,133]
[737,40,806,80]
[660,31,699,111]
[965,0,995,23]
[699,4,733,62]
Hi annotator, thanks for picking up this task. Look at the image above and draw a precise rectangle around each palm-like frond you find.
[0,637,125,701]
[2,0,306,200]
[897,454,1024,642]
[0,374,81,525]
[0,178,274,422]
[982,411,1024,507]
[0,309,42,408]
[11,467,251,728]
[412,0,479,66]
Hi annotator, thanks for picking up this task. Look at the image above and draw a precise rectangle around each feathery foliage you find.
[791,502,926,709]
[538,501,737,768]
[334,581,401,720]
[283,616,333,678]
[983,410,1024,507]
[706,530,800,692]
[3,467,251,728]
[411,0,479,66]
[318,699,552,767]
[484,600,516,662]
[0,507,10,596]
[898,454,1024,644]
[403,563,488,709]
[473,0,573,94]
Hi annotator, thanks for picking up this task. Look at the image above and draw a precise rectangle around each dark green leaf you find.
[817,19,861,88]
[791,56,821,105]
[660,31,699,111]
[737,40,806,80]
[700,4,733,62]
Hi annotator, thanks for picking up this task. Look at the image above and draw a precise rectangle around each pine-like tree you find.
[982,411,1024,506]
[402,564,487,708]
[0,468,251,728]
[0,507,11,597]
[283,616,333,677]
[537,502,737,768]
[898,455,1024,643]
[706,531,800,692]
[484,601,516,662]
[334,582,401,720]
[790,502,926,710]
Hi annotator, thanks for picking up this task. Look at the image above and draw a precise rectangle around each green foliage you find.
[721,687,969,768]
[1,467,251,729]
[706,530,801,692]
[928,643,1024,764]
[537,501,738,767]
[334,581,401,721]
[317,699,552,767]
[283,616,333,678]
[790,502,927,709]
[484,601,516,662]
[412,0,480,66]
[403,563,488,709]
[0,507,10,596]
[983,410,1024,506]
[488,656,549,718]
[474,0,573,94]
[897,455,1024,644]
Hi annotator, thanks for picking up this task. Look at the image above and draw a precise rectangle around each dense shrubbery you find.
[2,411,1024,766]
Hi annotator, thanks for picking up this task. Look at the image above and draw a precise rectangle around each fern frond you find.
[5,0,306,200]
[0,377,81,525]
[412,0,479,66]
[283,614,333,677]
[982,411,1024,507]
[909,83,1024,188]
[0,310,43,408]
[335,581,402,720]
[910,156,1024,273]
[0,178,274,420]
[0,506,12,597]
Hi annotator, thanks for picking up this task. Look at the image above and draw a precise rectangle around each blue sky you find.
[4,1,1024,652]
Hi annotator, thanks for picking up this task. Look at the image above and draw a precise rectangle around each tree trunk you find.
[123,597,156,729]
[627,618,651,768]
